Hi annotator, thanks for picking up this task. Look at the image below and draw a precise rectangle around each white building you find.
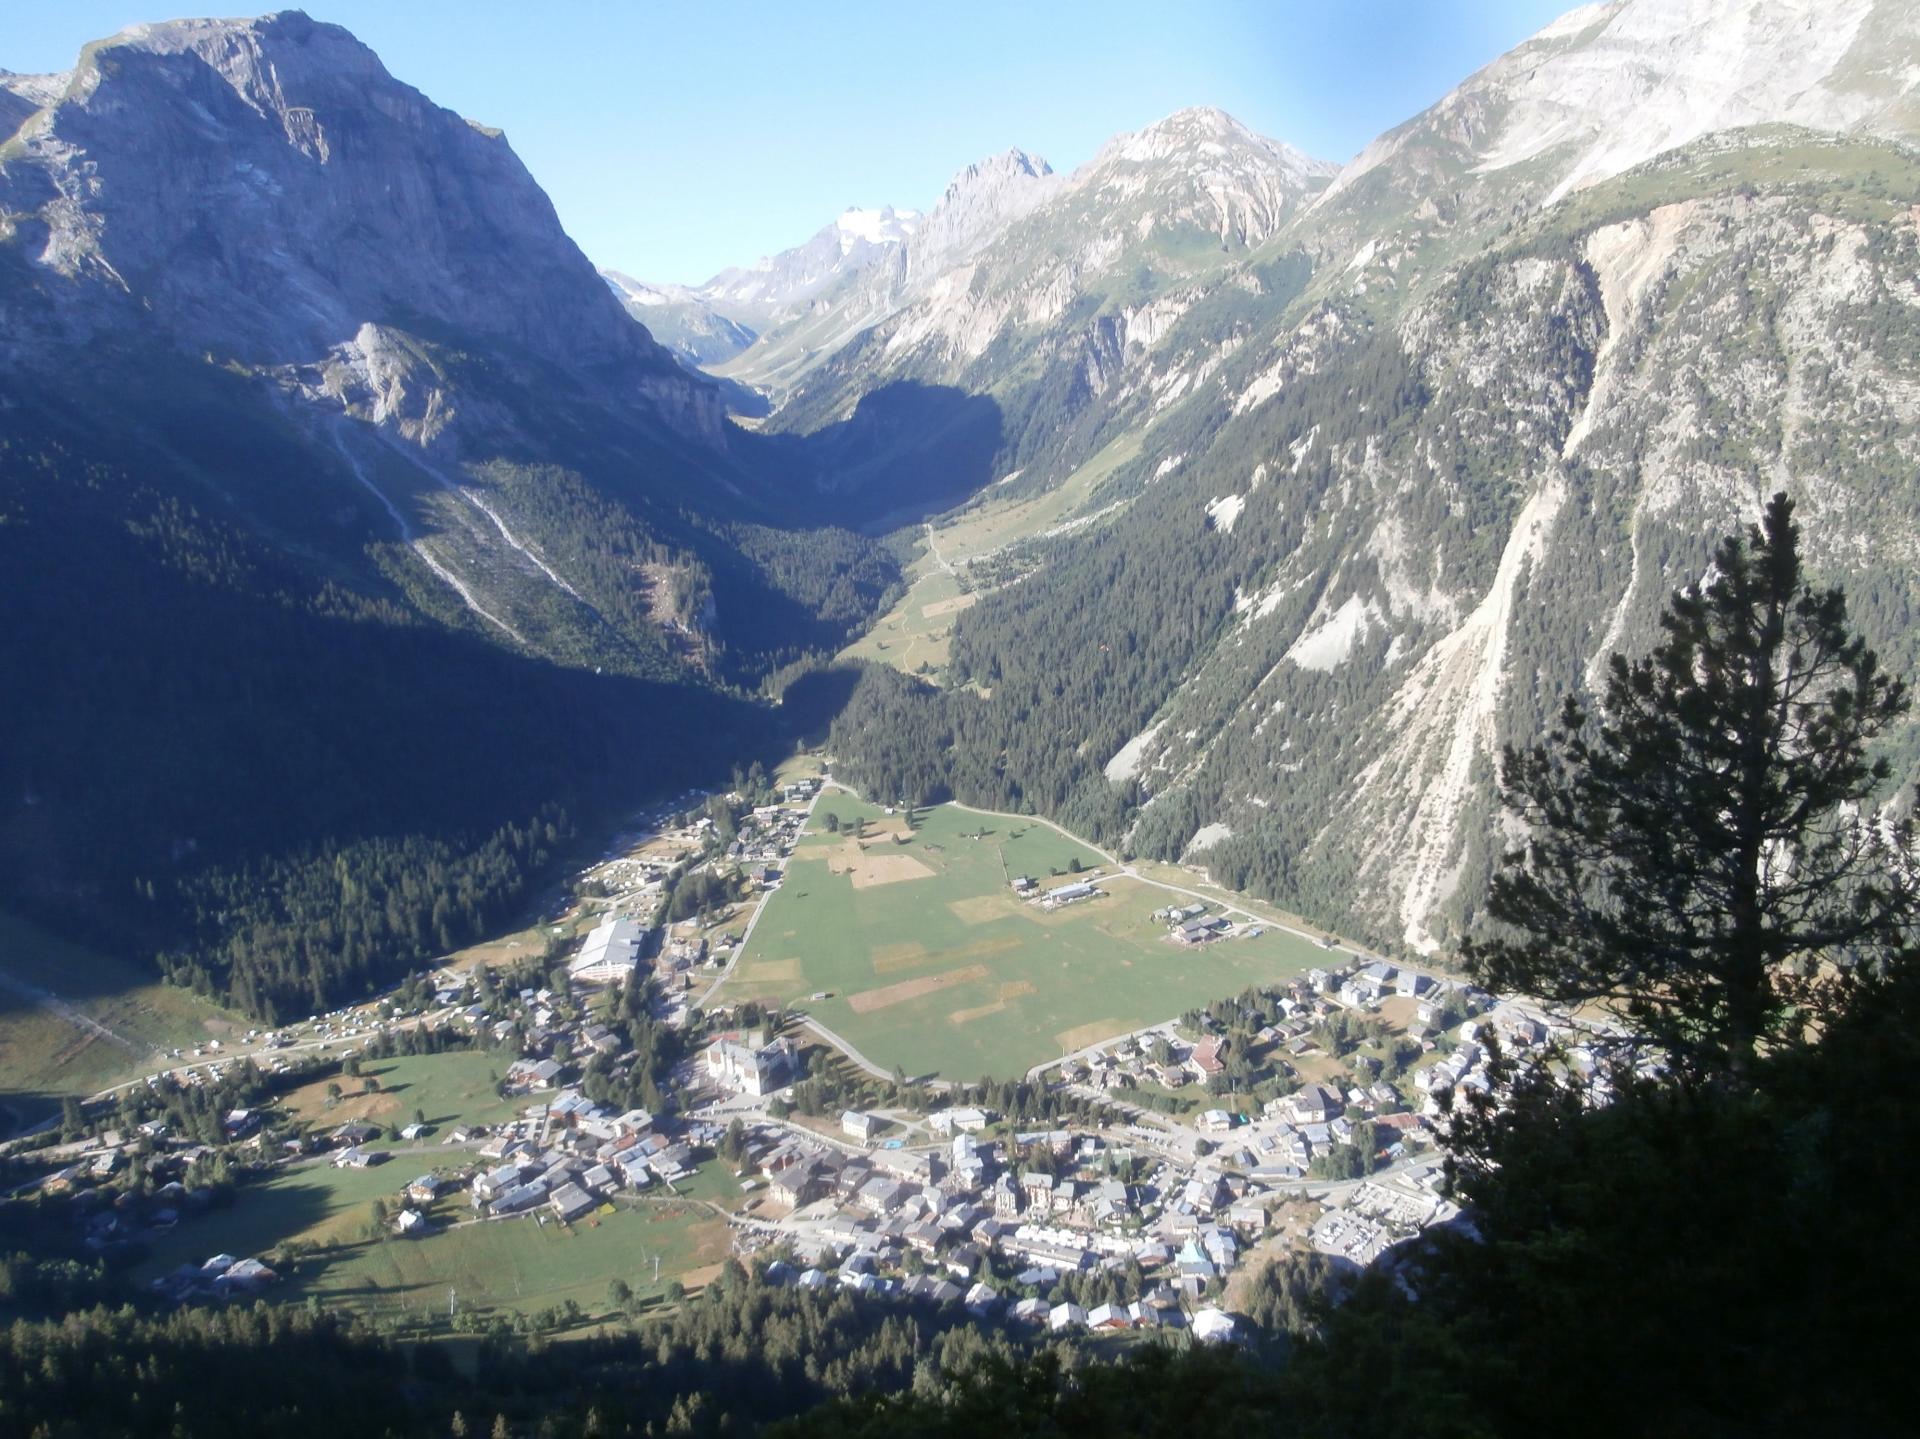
[569,912,646,985]
[706,1035,798,1096]
[1192,1308,1238,1343]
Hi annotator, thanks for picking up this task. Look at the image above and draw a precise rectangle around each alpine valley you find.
[7,3,1920,1436]
[5,0,1920,1006]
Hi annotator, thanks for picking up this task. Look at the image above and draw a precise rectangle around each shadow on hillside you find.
[0,1089,61,1140]
[761,380,1007,533]
[776,666,866,743]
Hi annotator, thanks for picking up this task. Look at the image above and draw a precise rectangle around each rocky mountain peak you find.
[1,9,704,430]
[1088,105,1335,186]
[1323,0,1920,212]
[907,146,1061,284]
[1059,106,1335,252]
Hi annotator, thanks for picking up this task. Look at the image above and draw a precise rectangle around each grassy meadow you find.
[721,793,1328,1079]
[133,1146,739,1323]
[0,911,244,1129]
[279,1049,525,1136]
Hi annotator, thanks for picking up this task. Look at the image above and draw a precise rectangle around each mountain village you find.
[9,770,1601,1340]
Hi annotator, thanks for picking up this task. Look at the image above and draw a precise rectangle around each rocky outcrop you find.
[0,11,708,433]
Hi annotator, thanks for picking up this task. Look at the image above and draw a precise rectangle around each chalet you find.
[855,1175,906,1215]
[581,1163,617,1194]
[1375,1112,1427,1142]
[508,1058,563,1090]
[841,1110,879,1142]
[549,1182,596,1223]
[1191,1037,1226,1075]
[1087,1302,1132,1331]
[1199,1108,1234,1133]
[651,1143,694,1181]
[1494,1007,1548,1048]
[833,1164,874,1203]
[771,1159,834,1208]
[406,1175,444,1204]
[1048,1301,1088,1332]
[943,1244,984,1278]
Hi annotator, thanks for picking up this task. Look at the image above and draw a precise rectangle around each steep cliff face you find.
[0,9,826,676]
[3,14,686,384]
[827,0,1920,962]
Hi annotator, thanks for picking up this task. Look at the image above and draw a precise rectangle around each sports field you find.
[721,794,1329,1079]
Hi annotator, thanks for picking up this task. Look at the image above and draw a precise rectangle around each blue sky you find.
[6,2,1577,285]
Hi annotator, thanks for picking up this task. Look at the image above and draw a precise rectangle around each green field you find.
[0,912,244,1128]
[304,1200,728,1321]
[836,565,975,680]
[722,794,1329,1079]
[133,1154,735,1322]
[281,1049,526,1136]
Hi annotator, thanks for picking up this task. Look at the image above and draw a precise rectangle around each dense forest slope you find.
[822,0,1920,960]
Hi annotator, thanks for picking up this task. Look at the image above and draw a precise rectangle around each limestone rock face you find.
[0,11,700,416]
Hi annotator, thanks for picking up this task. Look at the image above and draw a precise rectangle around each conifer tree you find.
[1467,493,1915,1085]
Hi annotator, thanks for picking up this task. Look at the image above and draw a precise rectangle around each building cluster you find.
[719,1114,1321,1337]
[467,1097,690,1221]
[1152,902,1236,946]
[1308,1174,1459,1266]
[726,792,813,874]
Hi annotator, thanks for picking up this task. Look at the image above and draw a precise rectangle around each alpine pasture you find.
[722,793,1329,1079]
